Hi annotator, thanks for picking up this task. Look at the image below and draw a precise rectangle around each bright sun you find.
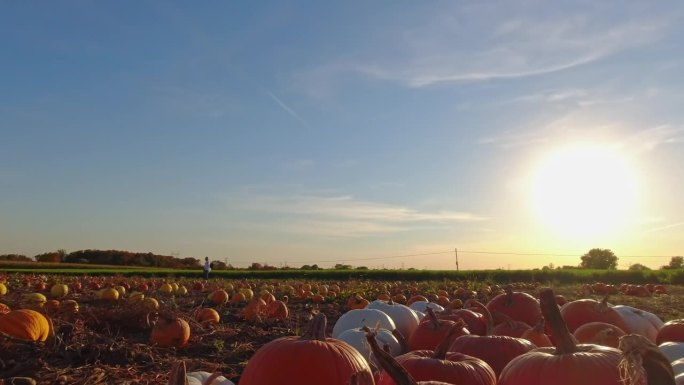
[531,144,638,240]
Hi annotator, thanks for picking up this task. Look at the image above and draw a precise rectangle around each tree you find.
[661,256,684,270]
[0,254,32,262]
[580,248,618,269]
[628,263,651,271]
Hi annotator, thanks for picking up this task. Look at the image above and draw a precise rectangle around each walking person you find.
[203,257,211,280]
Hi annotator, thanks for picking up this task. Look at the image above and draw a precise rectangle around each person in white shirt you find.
[203,257,211,280]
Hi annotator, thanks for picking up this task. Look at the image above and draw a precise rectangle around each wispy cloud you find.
[263,88,309,127]
[479,130,550,149]
[645,221,684,233]
[295,3,675,91]
[225,193,487,237]
[622,124,684,152]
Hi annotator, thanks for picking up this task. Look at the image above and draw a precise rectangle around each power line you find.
[227,248,678,265]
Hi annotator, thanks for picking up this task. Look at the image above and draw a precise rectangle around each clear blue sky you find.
[2,1,683,269]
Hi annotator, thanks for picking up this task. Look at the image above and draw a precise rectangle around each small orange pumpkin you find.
[243,298,268,321]
[150,316,190,348]
[196,308,220,325]
[209,290,229,306]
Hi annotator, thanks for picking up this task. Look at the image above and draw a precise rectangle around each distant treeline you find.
[1,249,202,269]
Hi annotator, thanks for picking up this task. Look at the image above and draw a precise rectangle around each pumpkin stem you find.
[619,334,675,385]
[597,296,611,313]
[203,373,225,385]
[391,329,408,354]
[539,288,577,355]
[168,361,189,385]
[433,320,467,360]
[300,313,327,341]
[504,285,514,307]
[425,307,441,331]
[465,299,494,336]
[365,329,418,385]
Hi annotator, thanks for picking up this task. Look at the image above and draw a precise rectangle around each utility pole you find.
[455,248,459,271]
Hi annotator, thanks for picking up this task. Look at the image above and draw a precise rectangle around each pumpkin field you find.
[1,273,684,385]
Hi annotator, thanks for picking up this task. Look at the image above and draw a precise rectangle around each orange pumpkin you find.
[240,313,373,385]
[0,309,51,342]
[267,300,289,321]
[243,298,268,321]
[229,292,246,305]
[0,303,10,314]
[150,316,190,348]
[347,294,370,310]
[209,290,229,306]
[196,308,220,325]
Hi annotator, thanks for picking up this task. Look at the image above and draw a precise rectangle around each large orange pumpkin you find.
[150,316,190,348]
[497,288,623,385]
[0,309,51,342]
[240,313,373,385]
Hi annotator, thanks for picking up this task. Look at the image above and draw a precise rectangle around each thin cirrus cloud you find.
[296,4,674,91]
[226,194,487,237]
[622,125,684,152]
[262,87,309,127]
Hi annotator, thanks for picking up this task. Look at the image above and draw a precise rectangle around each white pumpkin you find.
[332,308,396,338]
[337,327,402,365]
[660,342,684,362]
[367,300,420,340]
[614,305,664,343]
[672,358,684,377]
[676,372,684,385]
[409,301,444,314]
[186,372,235,385]
[414,310,425,322]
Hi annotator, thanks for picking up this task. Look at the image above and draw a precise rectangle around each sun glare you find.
[531,144,638,240]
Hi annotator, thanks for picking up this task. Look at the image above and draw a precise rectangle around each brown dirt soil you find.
[0,276,683,384]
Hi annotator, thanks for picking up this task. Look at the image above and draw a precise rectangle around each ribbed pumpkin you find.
[573,322,626,348]
[497,288,623,385]
[151,316,190,348]
[657,319,684,345]
[239,313,373,385]
[0,309,51,342]
[366,329,457,385]
[486,286,541,327]
[559,297,630,333]
[449,300,537,377]
[377,323,496,385]
[408,309,468,351]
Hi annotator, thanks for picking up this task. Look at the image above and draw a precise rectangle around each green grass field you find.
[2,260,683,284]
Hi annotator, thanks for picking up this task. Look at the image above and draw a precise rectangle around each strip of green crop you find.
[1,267,682,284]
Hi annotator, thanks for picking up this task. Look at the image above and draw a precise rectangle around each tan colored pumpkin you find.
[0,309,51,342]
[50,284,69,298]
